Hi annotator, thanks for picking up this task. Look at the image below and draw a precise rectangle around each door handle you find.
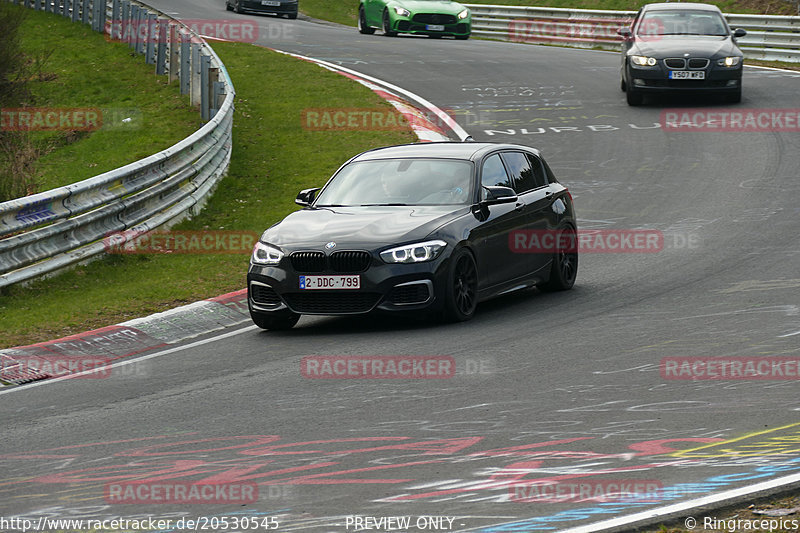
[514,202,525,211]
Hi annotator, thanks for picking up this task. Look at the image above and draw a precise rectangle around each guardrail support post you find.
[71,0,79,22]
[169,23,180,83]
[145,13,156,63]
[156,19,167,74]
[137,6,147,55]
[109,0,120,39]
[180,32,190,94]
[200,54,210,121]
[121,0,131,45]
[128,4,138,49]
[190,42,201,106]
[212,77,223,119]
[94,0,105,32]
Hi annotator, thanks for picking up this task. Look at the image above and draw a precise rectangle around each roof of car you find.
[352,141,543,162]
[642,2,723,11]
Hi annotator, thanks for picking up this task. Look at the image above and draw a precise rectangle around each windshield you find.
[314,158,473,206]
[637,10,728,37]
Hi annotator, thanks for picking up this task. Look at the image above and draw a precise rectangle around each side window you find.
[481,154,513,190]
[501,152,546,194]
[542,158,558,184]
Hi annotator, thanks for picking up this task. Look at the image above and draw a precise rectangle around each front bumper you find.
[390,13,470,37]
[247,252,450,316]
[237,0,297,15]
[628,61,742,92]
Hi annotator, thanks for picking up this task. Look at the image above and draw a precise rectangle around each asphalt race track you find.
[2,2,800,531]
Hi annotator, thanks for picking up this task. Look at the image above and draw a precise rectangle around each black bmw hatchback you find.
[618,2,746,105]
[247,142,577,330]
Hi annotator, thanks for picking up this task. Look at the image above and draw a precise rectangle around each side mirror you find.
[295,187,320,207]
[617,27,632,39]
[732,28,747,38]
[482,186,518,205]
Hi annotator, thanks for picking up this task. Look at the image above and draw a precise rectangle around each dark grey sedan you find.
[618,2,746,105]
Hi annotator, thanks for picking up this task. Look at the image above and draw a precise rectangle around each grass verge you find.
[299,0,798,28]
[0,38,414,349]
[8,6,199,193]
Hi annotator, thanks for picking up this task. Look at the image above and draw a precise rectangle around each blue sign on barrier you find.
[14,202,56,225]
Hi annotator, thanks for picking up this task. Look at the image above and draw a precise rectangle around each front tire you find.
[358,6,375,34]
[233,0,242,14]
[286,11,297,19]
[250,310,300,330]
[540,226,578,292]
[626,83,643,106]
[443,248,478,322]
[225,0,233,11]
[727,87,742,103]
[383,10,397,37]
[455,33,470,40]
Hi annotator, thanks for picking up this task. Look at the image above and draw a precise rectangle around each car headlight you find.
[717,56,741,67]
[380,240,447,264]
[393,6,410,16]
[458,8,469,19]
[251,242,284,265]
[631,55,657,66]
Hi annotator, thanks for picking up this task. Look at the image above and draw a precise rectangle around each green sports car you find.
[358,0,471,39]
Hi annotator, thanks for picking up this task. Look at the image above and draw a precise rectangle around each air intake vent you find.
[291,251,326,272]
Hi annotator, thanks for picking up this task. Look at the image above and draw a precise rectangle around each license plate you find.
[261,0,280,5]
[669,71,705,80]
[426,24,445,31]
[300,275,360,290]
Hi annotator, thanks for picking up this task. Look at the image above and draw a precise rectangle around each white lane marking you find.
[0,325,259,396]
[746,64,800,74]
[272,48,471,141]
[779,329,800,337]
[455,470,800,533]
[557,471,800,533]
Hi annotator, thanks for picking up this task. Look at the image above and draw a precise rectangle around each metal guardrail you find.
[465,4,800,62]
[0,0,235,288]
